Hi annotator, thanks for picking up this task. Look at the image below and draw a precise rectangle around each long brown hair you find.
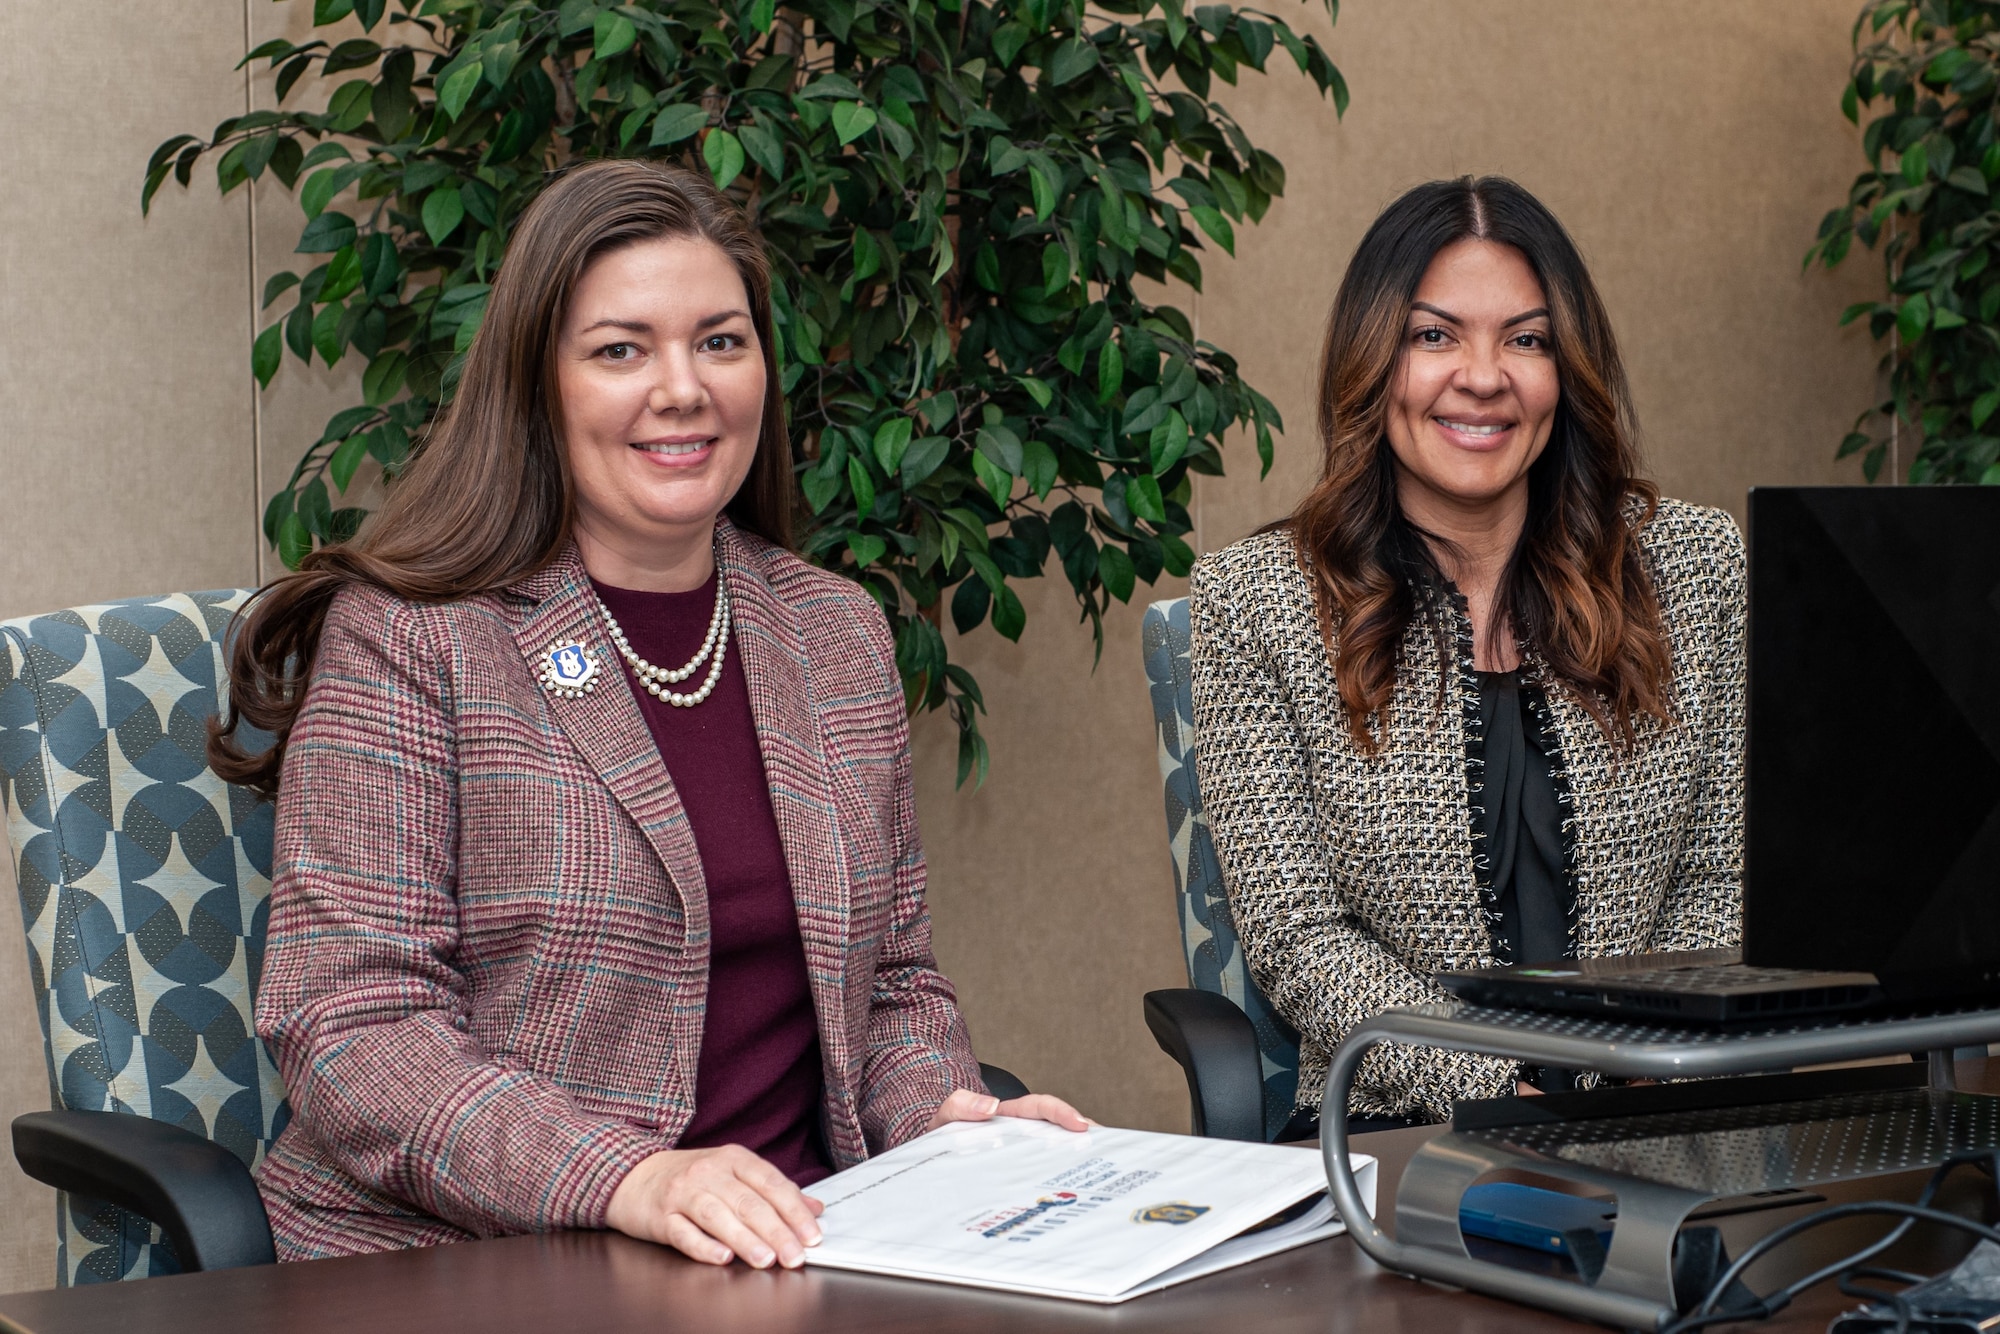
[1291,176,1672,752]
[211,159,795,796]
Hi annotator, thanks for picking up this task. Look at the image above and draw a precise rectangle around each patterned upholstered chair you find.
[2,590,284,1284]
[0,587,1033,1286]
[1140,597,1301,1142]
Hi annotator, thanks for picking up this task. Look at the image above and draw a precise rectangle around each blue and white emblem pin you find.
[539,640,602,700]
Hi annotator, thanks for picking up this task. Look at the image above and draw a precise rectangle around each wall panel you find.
[0,0,1908,1288]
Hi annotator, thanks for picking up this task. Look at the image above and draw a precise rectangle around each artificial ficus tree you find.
[147,0,1345,783]
[1810,0,2000,483]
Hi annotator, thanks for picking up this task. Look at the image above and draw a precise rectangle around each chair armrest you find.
[13,1110,276,1271]
[978,1063,1030,1101]
[1143,988,1266,1141]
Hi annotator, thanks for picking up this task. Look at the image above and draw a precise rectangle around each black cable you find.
[1657,1203,2000,1334]
[1659,1148,2000,1334]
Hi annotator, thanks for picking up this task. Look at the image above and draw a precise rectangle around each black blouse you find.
[1474,670,1572,966]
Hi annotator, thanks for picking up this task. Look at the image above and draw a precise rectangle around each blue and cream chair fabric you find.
[1142,597,1301,1138]
[0,591,285,1284]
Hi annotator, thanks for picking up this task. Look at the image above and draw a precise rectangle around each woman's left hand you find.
[924,1088,1092,1134]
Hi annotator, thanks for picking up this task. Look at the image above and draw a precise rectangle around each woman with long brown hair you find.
[1188,177,1743,1131]
[213,159,1083,1268]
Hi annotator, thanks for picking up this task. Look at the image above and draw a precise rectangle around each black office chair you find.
[2,589,1027,1283]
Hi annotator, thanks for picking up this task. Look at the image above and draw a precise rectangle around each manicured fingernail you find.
[981,1097,1000,1113]
[753,1248,776,1268]
[781,1250,803,1269]
[805,1226,823,1246]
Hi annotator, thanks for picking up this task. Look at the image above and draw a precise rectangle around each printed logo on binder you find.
[1131,1201,1211,1225]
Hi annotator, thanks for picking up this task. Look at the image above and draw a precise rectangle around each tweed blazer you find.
[253,521,981,1260]
[1188,498,1745,1122]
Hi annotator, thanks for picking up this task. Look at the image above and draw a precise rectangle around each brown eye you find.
[603,343,636,360]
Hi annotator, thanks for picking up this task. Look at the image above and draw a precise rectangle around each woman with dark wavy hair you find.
[1188,176,1744,1131]
[211,159,1083,1269]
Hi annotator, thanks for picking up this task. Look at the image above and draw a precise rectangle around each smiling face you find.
[1383,238,1561,532]
[555,234,766,590]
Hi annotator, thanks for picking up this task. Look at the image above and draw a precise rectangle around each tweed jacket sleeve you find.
[843,601,986,1149]
[1188,554,1519,1120]
[1646,511,1747,951]
[258,587,660,1239]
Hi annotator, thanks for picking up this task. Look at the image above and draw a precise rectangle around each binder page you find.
[802,1117,1376,1302]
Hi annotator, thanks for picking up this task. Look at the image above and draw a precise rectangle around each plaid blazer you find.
[253,521,981,1260]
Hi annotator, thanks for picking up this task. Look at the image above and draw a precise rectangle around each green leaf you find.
[1122,386,1167,436]
[650,103,708,146]
[872,417,914,474]
[1048,36,1098,85]
[438,61,484,120]
[330,431,371,492]
[951,577,990,633]
[1898,292,1930,343]
[277,512,314,569]
[362,349,408,405]
[848,532,888,567]
[1023,439,1059,499]
[990,584,1026,641]
[976,423,1024,474]
[318,245,362,302]
[1097,340,1125,402]
[831,101,878,146]
[738,122,785,179]
[902,435,950,486]
[847,454,876,516]
[594,10,638,59]
[1975,390,2000,430]
[296,210,356,254]
[423,188,465,244]
[327,79,373,133]
[262,271,300,310]
[1097,542,1135,601]
[313,0,355,23]
[1189,205,1236,255]
[252,323,283,388]
[311,302,347,367]
[301,164,357,220]
[1028,155,1063,221]
[1019,375,1054,408]
[704,130,746,189]
[971,449,1012,505]
[1127,472,1167,523]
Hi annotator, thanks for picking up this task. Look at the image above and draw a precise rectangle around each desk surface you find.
[3,1063,1994,1334]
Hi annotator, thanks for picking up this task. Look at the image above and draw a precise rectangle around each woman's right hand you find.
[606,1145,824,1269]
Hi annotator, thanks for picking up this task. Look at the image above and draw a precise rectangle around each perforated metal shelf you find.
[1316,1000,2000,1329]
[1361,1000,2000,1080]
[1471,1086,2000,1197]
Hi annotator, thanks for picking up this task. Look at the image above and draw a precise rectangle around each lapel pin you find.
[539,640,602,699]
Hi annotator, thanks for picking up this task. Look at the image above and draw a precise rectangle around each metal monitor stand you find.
[1317,1002,2000,1331]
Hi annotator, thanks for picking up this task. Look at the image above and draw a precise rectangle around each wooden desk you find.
[3,1064,1994,1334]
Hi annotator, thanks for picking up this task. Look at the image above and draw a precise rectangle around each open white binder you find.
[802,1117,1378,1303]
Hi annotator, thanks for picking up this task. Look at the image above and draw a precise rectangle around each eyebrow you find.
[1410,301,1550,328]
[576,309,753,336]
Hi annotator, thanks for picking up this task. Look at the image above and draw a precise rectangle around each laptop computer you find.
[1435,486,2000,1025]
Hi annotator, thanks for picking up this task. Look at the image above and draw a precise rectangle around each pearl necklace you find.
[596,578,731,708]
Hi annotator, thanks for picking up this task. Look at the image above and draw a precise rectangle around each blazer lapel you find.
[506,544,712,954]
[715,524,857,1091]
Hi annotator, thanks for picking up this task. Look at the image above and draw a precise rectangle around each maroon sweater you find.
[594,574,831,1187]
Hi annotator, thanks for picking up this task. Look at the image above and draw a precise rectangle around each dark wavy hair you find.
[209,159,795,797]
[1289,175,1672,753]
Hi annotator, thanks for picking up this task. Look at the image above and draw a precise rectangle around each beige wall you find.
[0,0,1880,1291]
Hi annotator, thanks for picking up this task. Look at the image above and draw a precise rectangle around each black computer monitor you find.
[1744,486,2000,998]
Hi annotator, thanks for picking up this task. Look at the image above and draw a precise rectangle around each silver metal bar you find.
[1317,1003,2000,1331]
